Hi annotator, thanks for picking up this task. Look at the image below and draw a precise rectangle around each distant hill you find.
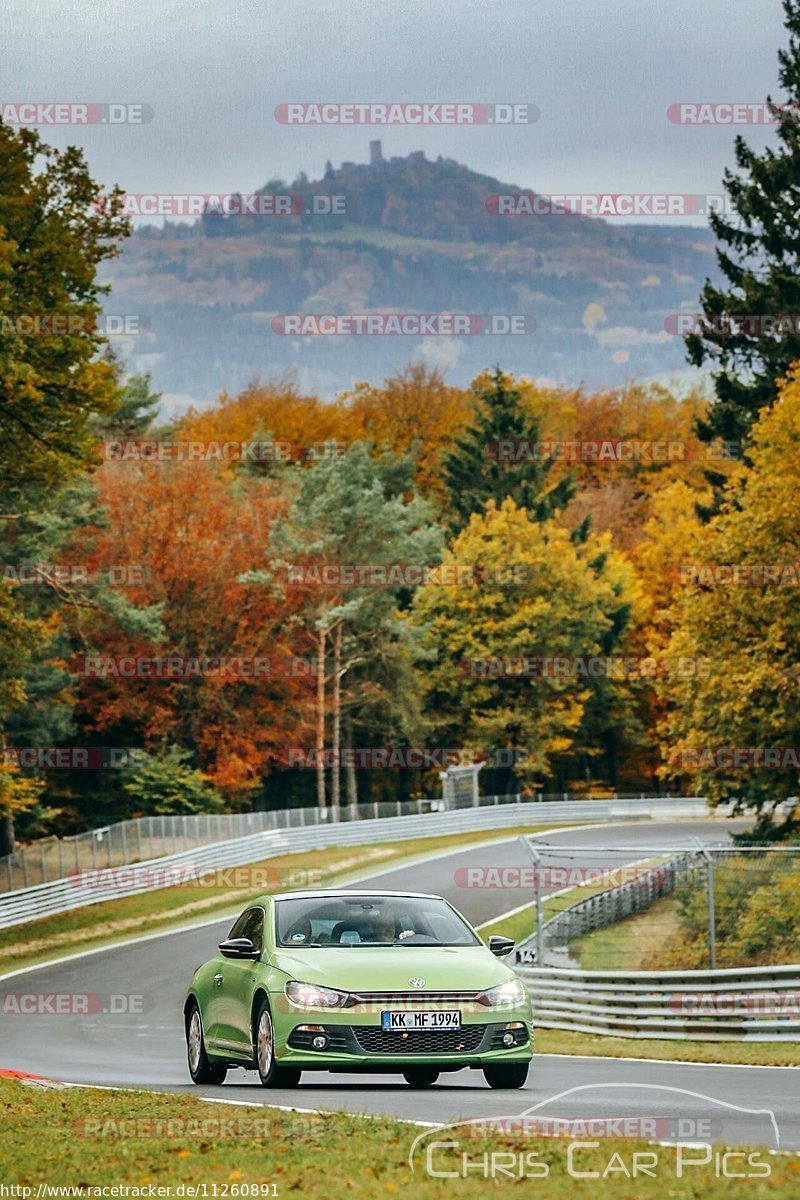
[102,144,718,403]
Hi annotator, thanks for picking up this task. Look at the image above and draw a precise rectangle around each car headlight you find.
[285,980,354,1009]
[477,978,527,1008]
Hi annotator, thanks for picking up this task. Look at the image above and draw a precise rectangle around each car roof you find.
[257,889,445,903]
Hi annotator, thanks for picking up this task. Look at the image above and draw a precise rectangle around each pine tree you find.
[686,0,800,449]
[91,374,161,441]
[440,368,575,535]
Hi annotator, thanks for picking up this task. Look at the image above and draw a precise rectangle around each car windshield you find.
[274,895,480,948]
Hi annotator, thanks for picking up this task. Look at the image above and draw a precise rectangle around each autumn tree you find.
[342,363,471,498]
[72,459,306,816]
[176,379,355,468]
[411,498,638,790]
[0,585,45,853]
[660,367,800,832]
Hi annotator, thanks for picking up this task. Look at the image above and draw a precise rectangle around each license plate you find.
[381,1010,461,1030]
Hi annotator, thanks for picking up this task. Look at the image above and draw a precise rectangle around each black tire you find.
[186,1002,227,1085]
[483,1062,530,1089]
[402,1068,440,1087]
[254,999,302,1088]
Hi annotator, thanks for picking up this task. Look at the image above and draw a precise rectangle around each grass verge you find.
[0,822,570,977]
[569,894,681,971]
[534,1027,800,1066]
[479,858,667,943]
[0,1076,795,1194]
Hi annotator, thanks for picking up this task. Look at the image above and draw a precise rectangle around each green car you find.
[185,889,533,1089]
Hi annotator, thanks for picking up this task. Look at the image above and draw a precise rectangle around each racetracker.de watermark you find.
[460,655,713,679]
[271,313,535,336]
[668,747,800,771]
[676,563,800,586]
[667,101,800,125]
[487,438,739,463]
[102,439,347,462]
[97,193,345,218]
[1,992,147,1016]
[2,565,147,587]
[665,313,800,336]
[282,747,529,770]
[0,102,154,125]
[2,747,132,769]
[486,193,736,217]
[278,563,530,587]
[77,655,321,679]
[69,865,325,891]
[453,864,664,888]
[274,102,539,124]
[72,1114,325,1138]
[669,992,800,1016]
[0,314,149,338]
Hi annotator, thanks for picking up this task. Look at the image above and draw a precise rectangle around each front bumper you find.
[273,1000,533,1069]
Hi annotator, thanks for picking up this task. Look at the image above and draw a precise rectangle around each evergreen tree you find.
[440,369,575,535]
[686,0,800,449]
[91,374,162,441]
[242,444,442,808]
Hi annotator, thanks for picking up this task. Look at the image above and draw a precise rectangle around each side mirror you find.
[488,934,515,958]
[219,937,260,960]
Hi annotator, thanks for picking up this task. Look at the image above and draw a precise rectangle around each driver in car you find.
[372,914,415,942]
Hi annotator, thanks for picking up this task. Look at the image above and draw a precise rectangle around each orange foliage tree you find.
[72,459,313,802]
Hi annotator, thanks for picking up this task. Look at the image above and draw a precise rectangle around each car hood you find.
[269,944,514,992]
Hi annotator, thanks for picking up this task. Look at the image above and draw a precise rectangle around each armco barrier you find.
[0,791,708,892]
[517,963,800,1041]
[0,795,710,930]
[515,852,699,965]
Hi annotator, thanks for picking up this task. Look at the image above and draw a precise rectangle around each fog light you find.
[502,1031,516,1047]
[312,1034,328,1049]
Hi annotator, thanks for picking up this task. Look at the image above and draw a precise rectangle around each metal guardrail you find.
[515,853,699,965]
[517,963,800,1041]
[0,795,710,930]
[0,790,695,893]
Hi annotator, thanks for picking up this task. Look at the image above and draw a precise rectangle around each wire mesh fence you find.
[0,791,695,895]
[514,843,800,972]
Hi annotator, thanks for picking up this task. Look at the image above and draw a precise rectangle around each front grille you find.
[352,1024,486,1055]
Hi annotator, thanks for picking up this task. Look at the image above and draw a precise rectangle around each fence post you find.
[701,846,717,970]
[518,836,545,965]
[121,822,128,865]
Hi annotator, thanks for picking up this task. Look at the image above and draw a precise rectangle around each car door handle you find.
[214,973,224,986]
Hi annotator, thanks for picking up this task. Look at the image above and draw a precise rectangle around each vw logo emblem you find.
[408,977,426,988]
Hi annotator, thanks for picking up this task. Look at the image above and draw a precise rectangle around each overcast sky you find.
[1,0,791,224]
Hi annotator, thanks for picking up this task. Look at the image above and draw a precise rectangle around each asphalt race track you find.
[1,819,798,1150]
